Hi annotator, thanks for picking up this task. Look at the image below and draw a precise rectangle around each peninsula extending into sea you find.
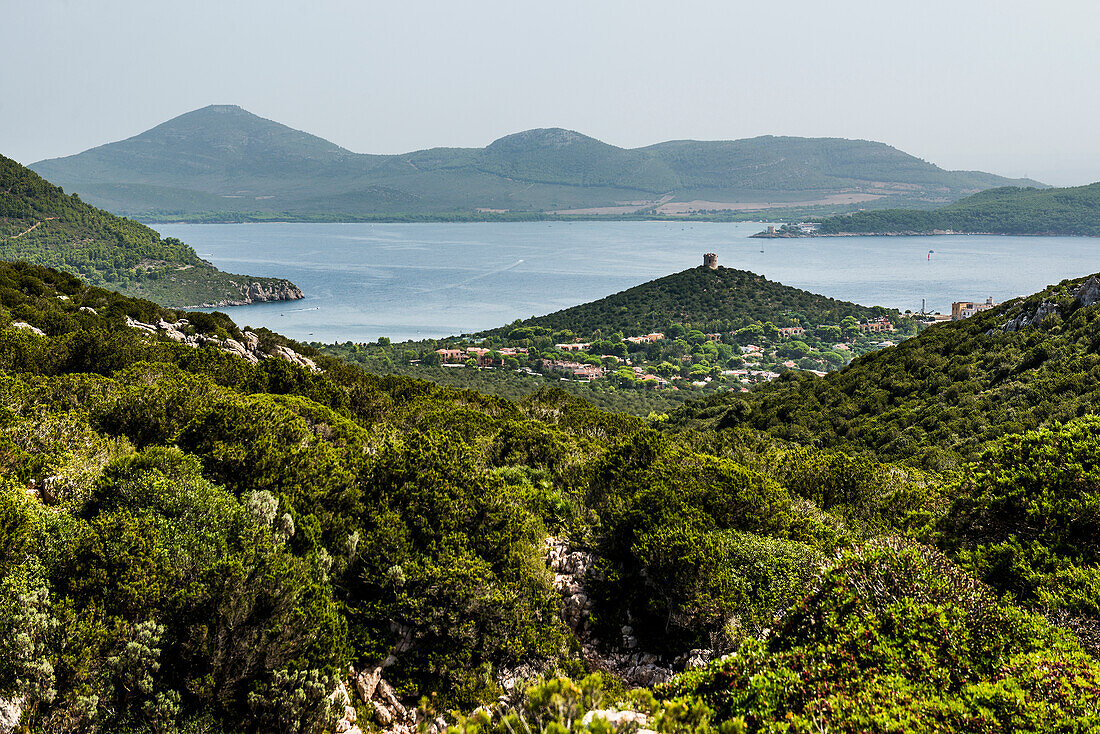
[752,181,1100,238]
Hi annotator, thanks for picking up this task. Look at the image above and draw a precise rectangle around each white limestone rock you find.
[0,697,22,734]
[10,321,45,336]
[580,708,655,732]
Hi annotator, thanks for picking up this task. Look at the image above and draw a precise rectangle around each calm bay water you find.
[156,221,1100,344]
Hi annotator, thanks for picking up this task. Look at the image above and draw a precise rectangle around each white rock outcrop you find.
[1002,300,1061,332]
[547,536,597,634]
[330,681,361,734]
[272,345,319,372]
[342,665,448,734]
[10,321,45,336]
[581,708,656,733]
[1076,275,1100,308]
[0,697,22,734]
[545,537,674,687]
[122,318,319,372]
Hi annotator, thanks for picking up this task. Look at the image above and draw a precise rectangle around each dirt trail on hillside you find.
[8,217,57,239]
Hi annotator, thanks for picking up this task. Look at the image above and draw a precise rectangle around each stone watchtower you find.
[703,253,718,269]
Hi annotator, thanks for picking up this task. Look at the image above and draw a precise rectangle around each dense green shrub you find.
[938,416,1100,652]
[2,261,1099,733]
[659,540,1100,733]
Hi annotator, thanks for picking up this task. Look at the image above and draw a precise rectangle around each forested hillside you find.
[671,272,1100,470]
[2,261,1100,733]
[480,265,893,337]
[30,105,1042,220]
[0,154,303,307]
[813,182,1100,236]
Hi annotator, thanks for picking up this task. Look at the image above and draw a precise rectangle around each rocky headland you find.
[188,279,305,308]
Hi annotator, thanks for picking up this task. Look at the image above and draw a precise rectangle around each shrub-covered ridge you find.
[0,261,1099,733]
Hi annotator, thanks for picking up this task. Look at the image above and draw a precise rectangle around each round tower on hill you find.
[703,253,718,269]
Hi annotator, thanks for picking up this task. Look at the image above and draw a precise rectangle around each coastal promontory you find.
[0,153,304,307]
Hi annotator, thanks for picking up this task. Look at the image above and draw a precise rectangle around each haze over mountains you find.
[30,105,1045,221]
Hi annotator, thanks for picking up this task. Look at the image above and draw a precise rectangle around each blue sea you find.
[155,221,1100,344]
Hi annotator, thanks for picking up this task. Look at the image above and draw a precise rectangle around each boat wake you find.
[417,259,525,293]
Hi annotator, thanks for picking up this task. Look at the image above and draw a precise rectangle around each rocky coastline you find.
[187,279,305,308]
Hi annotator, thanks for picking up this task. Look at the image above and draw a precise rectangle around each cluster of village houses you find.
[434,343,668,385]
[426,290,993,391]
[430,316,904,389]
[775,316,895,338]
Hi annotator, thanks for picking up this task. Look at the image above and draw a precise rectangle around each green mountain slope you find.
[813,182,1100,236]
[0,153,303,307]
[29,103,360,187]
[2,261,1100,733]
[670,270,1100,469]
[480,264,893,337]
[30,105,1044,219]
[643,136,1025,191]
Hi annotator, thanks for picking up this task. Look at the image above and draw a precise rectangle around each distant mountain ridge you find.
[30,105,1045,220]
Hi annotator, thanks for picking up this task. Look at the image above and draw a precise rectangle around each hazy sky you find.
[3,0,1099,185]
